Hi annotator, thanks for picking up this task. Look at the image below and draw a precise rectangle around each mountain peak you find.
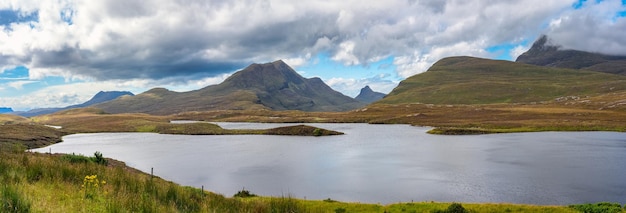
[97,61,365,114]
[516,35,626,75]
[355,85,386,104]
[527,35,559,52]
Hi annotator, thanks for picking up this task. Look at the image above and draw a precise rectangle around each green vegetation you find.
[569,202,624,213]
[380,56,626,105]
[233,188,257,198]
[62,152,108,166]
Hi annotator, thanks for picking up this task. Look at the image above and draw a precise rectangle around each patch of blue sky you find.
[486,39,532,61]
[0,9,38,27]
[571,0,626,9]
[572,0,587,9]
[60,8,74,25]
[298,53,399,81]
[0,66,29,79]
[0,66,69,97]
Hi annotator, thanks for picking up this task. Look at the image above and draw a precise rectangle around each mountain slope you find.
[13,91,134,117]
[96,60,364,114]
[355,86,386,103]
[516,35,626,75]
[379,56,626,105]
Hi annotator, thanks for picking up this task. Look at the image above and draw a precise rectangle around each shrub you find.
[313,128,322,136]
[61,152,107,165]
[335,207,347,213]
[62,153,92,164]
[432,203,468,213]
[233,188,256,198]
[93,151,108,166]
[323,198,338,203]
[569,202,622,213]
[446,203,468,213]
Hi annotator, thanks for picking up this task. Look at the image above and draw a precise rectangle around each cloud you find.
[0,74,233,111]
[7,80,37,89]
[547,0,626,55]
[0,0,580,83]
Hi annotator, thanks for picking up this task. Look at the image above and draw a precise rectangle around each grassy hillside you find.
[0,114,30,125]
[379,56,626,105]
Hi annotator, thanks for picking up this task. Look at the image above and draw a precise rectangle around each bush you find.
[313,128,322,136]
[62,153,92,164]
[432,203,468,213]
[233,188,256,198]
[569,202,622,213]
[324,198,338,203]
[334,207,347,213]
[61,152,107,166]
[93,151,108,166]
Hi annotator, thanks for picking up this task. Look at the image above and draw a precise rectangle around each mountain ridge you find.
[95,60,365,114]
[0,107,13,113]
[12,91,134,117]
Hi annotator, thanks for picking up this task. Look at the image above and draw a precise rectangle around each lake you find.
[31,123,626,205]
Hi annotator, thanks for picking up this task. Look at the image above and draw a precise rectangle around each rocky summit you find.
[355,86,386,104]
[516,35,626,75]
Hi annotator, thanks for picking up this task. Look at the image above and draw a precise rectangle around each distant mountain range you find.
[13,91,133,117]
[516,35,626,75]
[0,107,13,113]
[355,86,386,103]
[95,60,365,114]
[378,56,626,105]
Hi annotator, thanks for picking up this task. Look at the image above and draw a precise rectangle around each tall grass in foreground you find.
[0,142,618,212]
[0,146,307,212]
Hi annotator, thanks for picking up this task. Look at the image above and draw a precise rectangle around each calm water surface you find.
[31,123,626,204]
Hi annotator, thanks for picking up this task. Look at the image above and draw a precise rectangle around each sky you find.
[1,0,626,111]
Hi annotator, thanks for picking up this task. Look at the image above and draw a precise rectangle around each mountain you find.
[355,86,386,103]
[516,35,626,75]
[13,91,133,117]
[0,107,13,113]
[71,91,134,108]
[378,56,626,105]
[95,60,365,114]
